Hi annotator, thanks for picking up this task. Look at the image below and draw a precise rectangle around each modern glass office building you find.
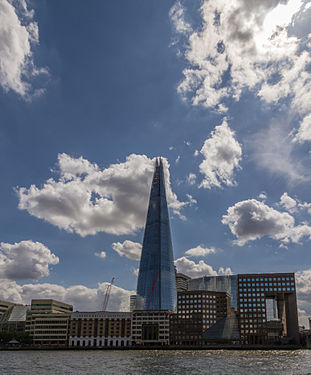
[136,158,177,311]
[188,275,238,309]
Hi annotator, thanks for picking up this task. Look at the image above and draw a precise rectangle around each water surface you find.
[1,349,310,375]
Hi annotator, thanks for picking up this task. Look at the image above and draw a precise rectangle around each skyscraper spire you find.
[136,158,177,311]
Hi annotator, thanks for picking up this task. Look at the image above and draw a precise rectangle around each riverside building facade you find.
[132,310,171,346]
[69,311,132,347]
[237,272,299,344]
[25,299,73,346]
[170,290,231,345]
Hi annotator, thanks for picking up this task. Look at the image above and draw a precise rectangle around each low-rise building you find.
[69,311,132,347]
[132,310,171,346]
[25,299,73,347]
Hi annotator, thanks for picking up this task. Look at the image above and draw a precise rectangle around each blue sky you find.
[1,0,311,324]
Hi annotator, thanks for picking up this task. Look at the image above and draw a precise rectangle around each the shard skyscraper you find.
[136,158,177,311]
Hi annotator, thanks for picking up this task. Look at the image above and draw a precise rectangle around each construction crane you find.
[102,277,115,311]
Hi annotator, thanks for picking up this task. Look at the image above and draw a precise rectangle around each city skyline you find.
[0,0,311,327]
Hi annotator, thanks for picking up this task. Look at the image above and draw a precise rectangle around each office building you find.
[0,305,30,333]
[188,275,237,309]
[175,272,191,292]
[0,300,20,316]
[69,311,132,347]
[132,310,171,346]
[129,295,137,312]
[170,290,231,345]
[237,273,299,344]
[136,158,177,311]
[25,299,73,346]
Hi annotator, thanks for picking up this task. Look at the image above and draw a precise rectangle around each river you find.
[1,349,310,375]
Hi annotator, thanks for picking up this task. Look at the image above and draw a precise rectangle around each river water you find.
[0,349,310,375]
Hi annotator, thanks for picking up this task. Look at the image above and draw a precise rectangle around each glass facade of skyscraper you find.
[136,158,177,311]
[188,275,237,309]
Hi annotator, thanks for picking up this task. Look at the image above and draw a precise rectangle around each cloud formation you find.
[94,251,106,259]
[279,192,297,213]
[172,0,311,117]
[169,1,192,35]
[0,279,133,312]
[175,256,232,278]
[0,240,59,281]
[222,198,311,245]
[0,0,47,98]
[112,240,142,261]
[17,153,186,236]
[199,119,242,189]
[185,245,216,257]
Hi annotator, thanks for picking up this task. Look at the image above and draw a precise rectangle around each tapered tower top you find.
[136,157,177,311]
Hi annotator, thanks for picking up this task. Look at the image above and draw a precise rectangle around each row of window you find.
[239,276,294,282]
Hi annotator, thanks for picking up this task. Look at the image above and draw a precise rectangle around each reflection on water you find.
[1,350,311,375]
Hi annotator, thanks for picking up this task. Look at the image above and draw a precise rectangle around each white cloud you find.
[169,1,192,35]
[279,192,297,212]
[94,251,106,259]
[112,240,142,261]
[186,193,197,206]
[218,267,233,276]
[0,240,59,281]
[174,0,311,117]
[175,155,180,164]
[0,0,47,98]
[222,198,311,245]
[0,279,133,312]
[175,256,217,278]
[293,113,311,143]
[185,245,216,257]
[175,256,232,278]
[258,192,267,200]
[17,153,187,237]
[187,173,196,185]
[199,119,242,189]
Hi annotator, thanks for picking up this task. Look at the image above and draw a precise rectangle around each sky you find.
[1,0,311,325]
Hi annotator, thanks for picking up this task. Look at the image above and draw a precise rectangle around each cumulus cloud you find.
[0,0,47,98]
[222,198,311,245]
[199,119,242,189]
[17,153,187,237]
[175,257,217,278]
[279,192,297,212]
[112,240,142,261]
[0,240,59,281]
[172,0,311,116]
[185,245,216,257]
[175,256,232,278]
[94,251,106,259]
[0,279,133,312]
